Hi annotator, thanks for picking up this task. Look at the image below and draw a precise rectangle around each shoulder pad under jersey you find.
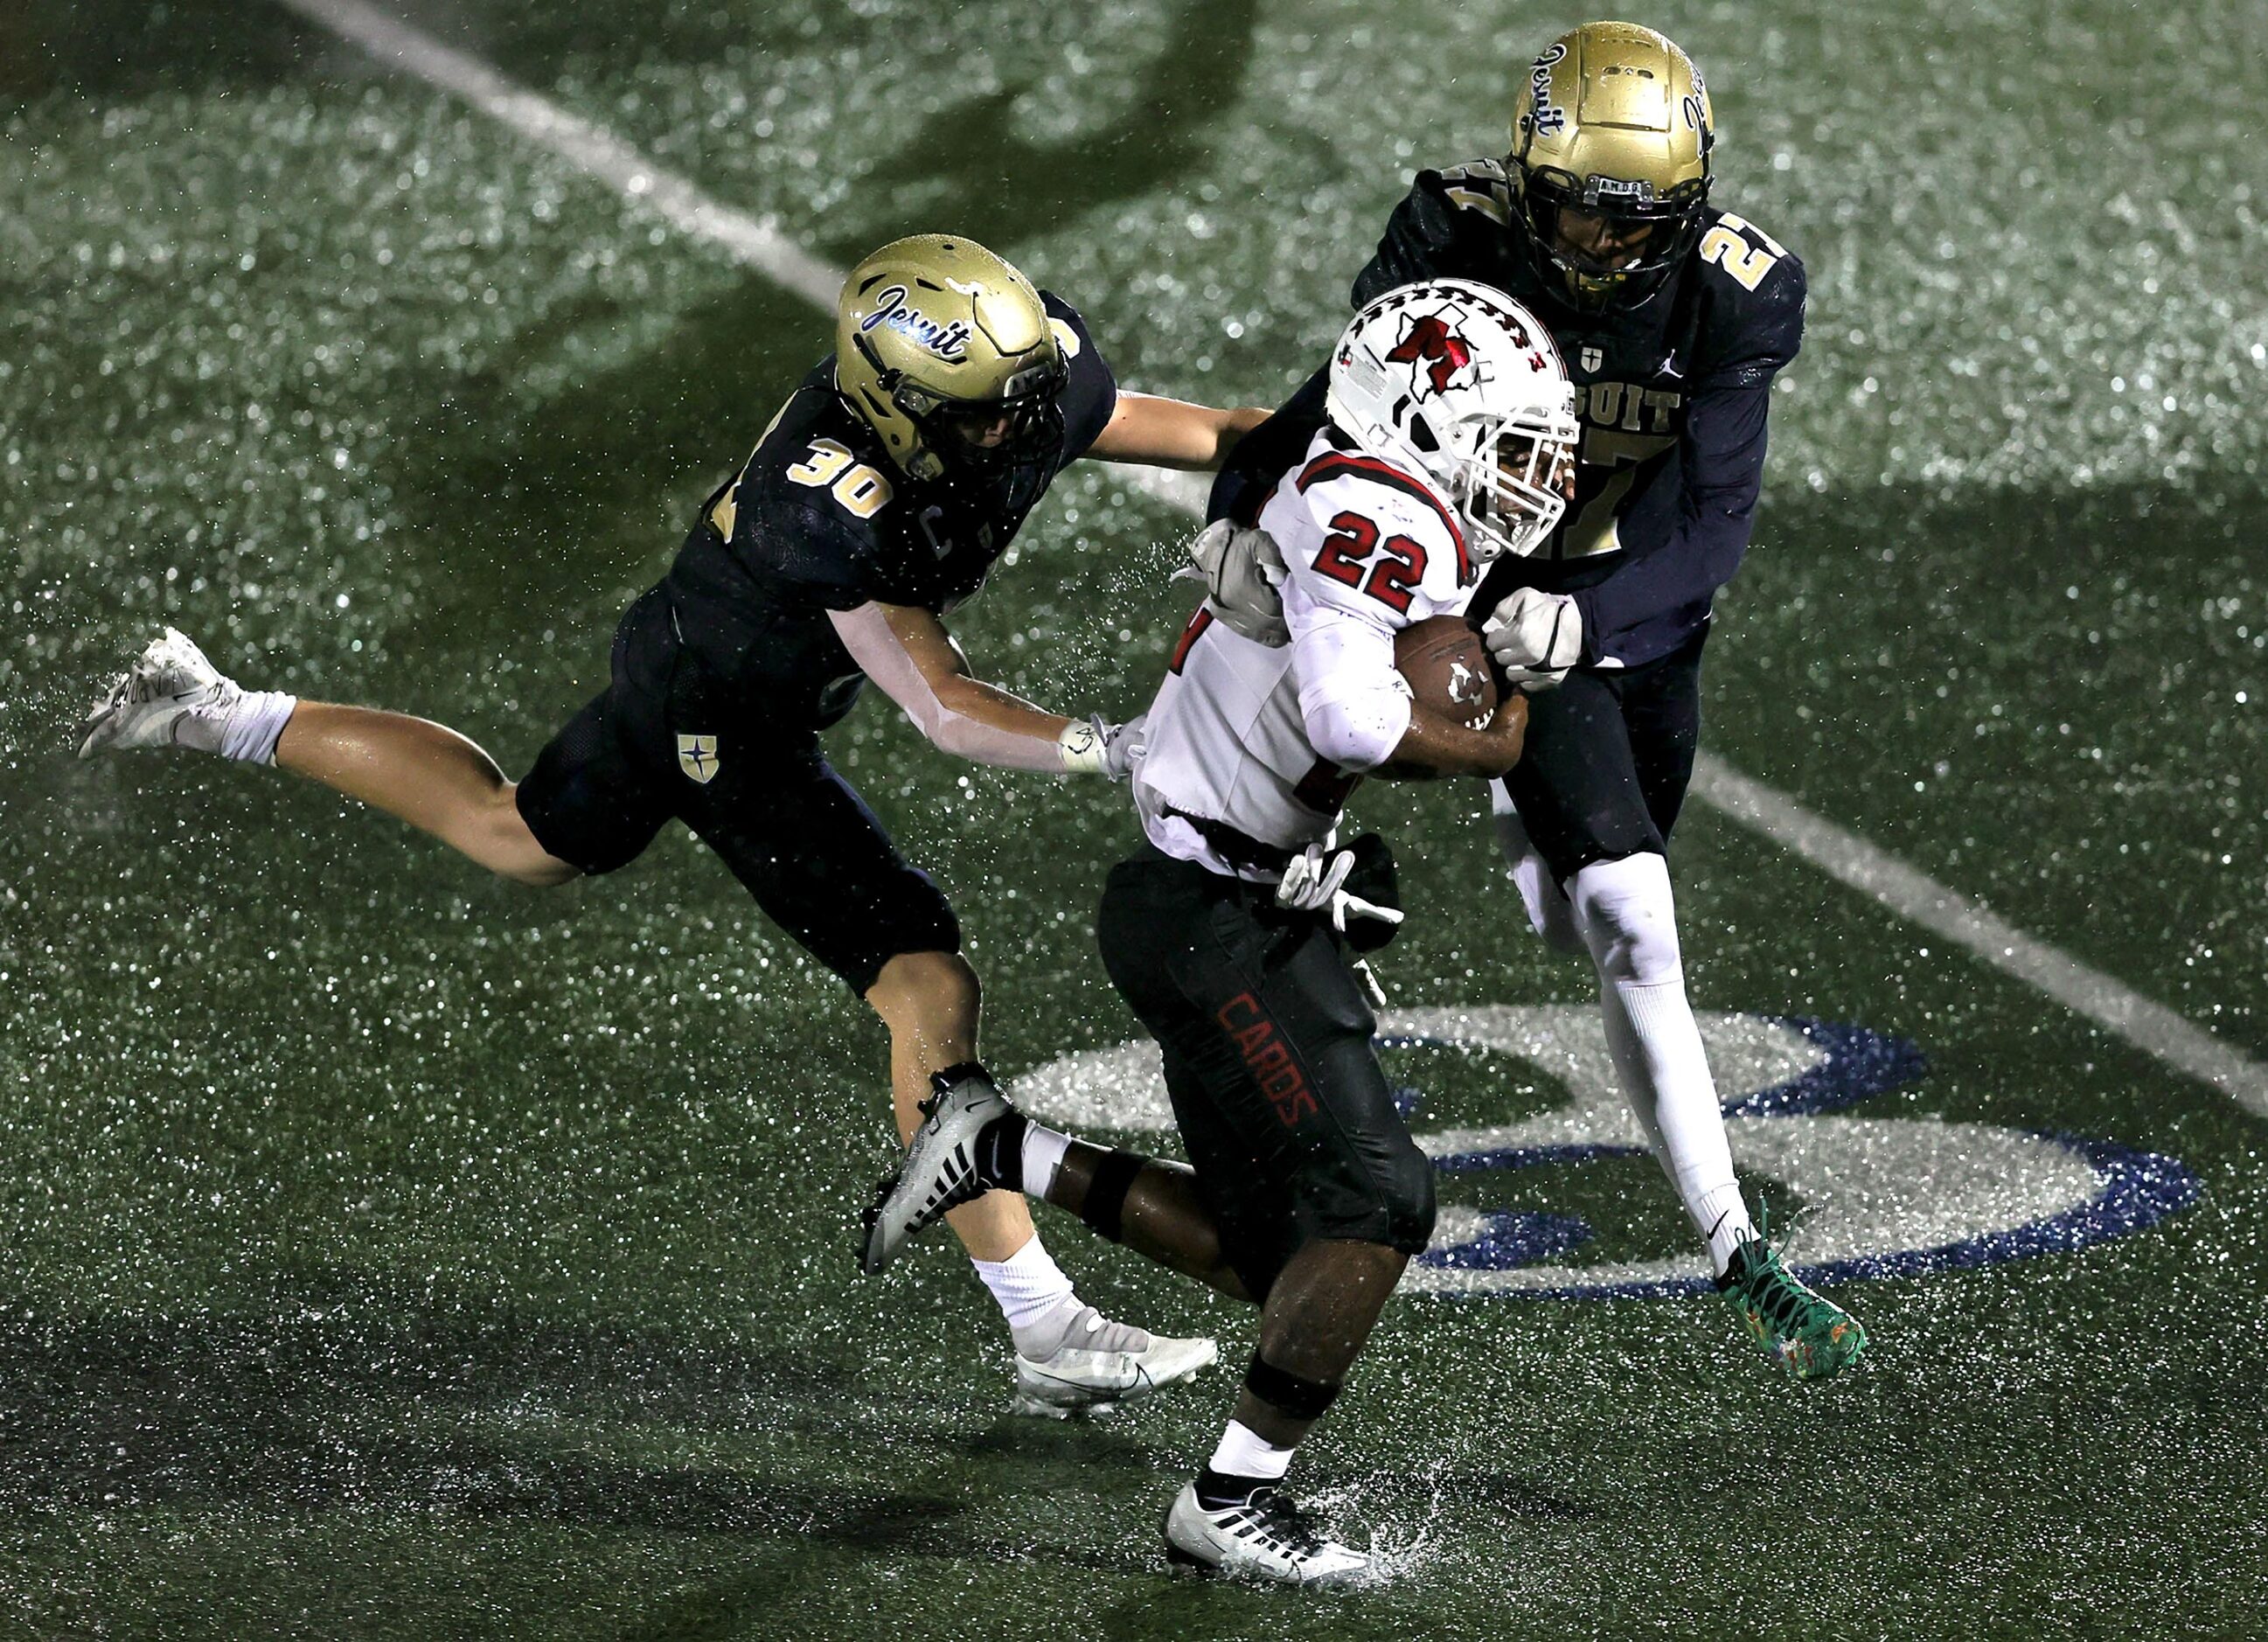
[1429,158,1518,228]
[1352,161,1530,311]
[1271,439,1476,627]
[728,386,897,609]
[1037,290,1120,462]
[1687,206,1806,387]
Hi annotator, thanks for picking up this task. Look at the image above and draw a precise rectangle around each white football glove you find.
[1483,587,1583,691]
[1101,713,1148,780]
[1275,838,1406,936]
[1057,713,1147,779]
[1179,520,1288,646]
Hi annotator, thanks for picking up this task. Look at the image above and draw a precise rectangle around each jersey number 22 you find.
[1312,511,1425,615]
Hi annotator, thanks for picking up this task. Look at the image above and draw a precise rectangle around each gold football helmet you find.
[834,234,1068,488]
[1508,21,1713,312]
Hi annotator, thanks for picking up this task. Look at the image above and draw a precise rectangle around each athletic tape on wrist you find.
[1056,718,1108,775]
[1242,1352,1341,1423]
[1076,1148,1146,1242]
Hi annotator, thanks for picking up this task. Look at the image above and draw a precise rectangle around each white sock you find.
[1208,1418,1296,1484]
[971,1235,1078,1343]
[1696,1180,1756,1277]
[1021,1123,1073,1200]
[221,691,297,765]
[1573,854,1750,1277]
[1608,978,1750,1274]
[1490,783,1585,955]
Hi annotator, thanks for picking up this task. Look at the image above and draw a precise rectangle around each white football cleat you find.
[859,1068,1009,1276]
[1011,1306,1218,1418]
[1163,1478,1374,1587]
[78,628,240,759]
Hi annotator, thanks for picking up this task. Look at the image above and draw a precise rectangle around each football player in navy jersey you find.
[80,233,1270,1414]
[1202,24,1865,1380]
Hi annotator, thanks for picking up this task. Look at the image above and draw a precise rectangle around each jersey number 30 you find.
[787,438,894,519]
[1313,511,1426,614]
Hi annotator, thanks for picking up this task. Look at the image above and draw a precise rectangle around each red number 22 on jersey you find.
[1311,511,1428,615]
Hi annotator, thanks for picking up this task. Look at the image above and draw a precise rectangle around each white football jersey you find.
[1134,428,1482,879]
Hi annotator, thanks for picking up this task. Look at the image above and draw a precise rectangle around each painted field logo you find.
[1010,1005,2200,1300]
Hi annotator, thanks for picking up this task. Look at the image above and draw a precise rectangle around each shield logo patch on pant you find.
[677,734,720,784]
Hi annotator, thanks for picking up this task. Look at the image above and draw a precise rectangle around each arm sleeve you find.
[1206,361,1329,526]
[826,604,1069,773]
[1288,596,1412,773]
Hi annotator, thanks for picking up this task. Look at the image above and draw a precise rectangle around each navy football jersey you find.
[1218,160,1804,667]
[661,292,1117,731]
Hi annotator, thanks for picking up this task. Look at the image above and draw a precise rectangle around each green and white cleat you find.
[1715,1236,1868,1381]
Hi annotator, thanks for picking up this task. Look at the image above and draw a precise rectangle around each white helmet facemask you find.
[1325,280,1582,563]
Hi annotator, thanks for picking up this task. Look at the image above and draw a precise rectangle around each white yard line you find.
[273,0,1214,518]
[276,0,2268,1121]
[1692,757,2268,1116]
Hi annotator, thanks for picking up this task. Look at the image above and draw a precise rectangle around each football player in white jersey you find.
[1199,22,1868,1388]
[864,281,1576,1587]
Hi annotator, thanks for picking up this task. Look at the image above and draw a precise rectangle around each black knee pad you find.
[1378,1138,1438,1256]
[1294,1138,1437,1256]
[1076,1148,1147,1243]
[1244,1352,1340,1422]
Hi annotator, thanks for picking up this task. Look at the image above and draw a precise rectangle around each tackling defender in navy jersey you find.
[80,233,1271,1414]
[1204,23,1864,1381]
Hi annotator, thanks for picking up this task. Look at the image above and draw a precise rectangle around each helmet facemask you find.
[1453,410,1579,561]
[1518,168,1708,314]
[852,331,1068,511]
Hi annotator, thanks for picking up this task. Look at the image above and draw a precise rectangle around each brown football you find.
[1395,614,1499,727]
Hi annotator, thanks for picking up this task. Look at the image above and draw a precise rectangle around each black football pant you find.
[1501,626,1708,882]
[514,586,959,995]
[1096,845,1435,1302]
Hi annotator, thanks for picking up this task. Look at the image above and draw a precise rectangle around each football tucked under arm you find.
[829,602,1137,776]
[1290,602,1412,772]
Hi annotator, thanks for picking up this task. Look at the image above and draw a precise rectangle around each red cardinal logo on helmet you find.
[1387,314,1477,398]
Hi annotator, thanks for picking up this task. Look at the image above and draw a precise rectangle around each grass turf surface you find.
[4,1,2267,1636]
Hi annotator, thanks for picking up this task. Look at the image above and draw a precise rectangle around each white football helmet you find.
[1325,279,1580,562]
